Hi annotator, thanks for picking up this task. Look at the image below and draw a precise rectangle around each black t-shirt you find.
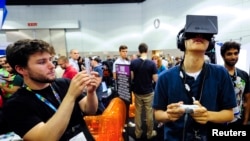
[3,78,94,141]
[130,58,158,94]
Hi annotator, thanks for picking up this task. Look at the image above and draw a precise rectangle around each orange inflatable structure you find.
[84,97,126,141]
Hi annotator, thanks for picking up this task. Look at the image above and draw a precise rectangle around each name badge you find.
[69,132,87,141]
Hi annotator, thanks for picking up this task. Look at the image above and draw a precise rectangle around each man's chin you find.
[226,63,236,67]
[47,78,56,83]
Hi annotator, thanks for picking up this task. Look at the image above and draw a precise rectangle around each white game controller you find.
[180,104,199,113]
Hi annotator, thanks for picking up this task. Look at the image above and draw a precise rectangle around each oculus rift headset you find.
[177,15,218,51]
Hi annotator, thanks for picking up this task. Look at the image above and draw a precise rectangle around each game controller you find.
[180,104,199,113]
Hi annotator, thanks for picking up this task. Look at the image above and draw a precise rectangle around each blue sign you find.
[0,0,8,28]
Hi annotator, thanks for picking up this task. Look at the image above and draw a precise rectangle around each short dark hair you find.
[220,41,241,57]
[89,56,101,63]
[58,56,69,63]
[119,45,128,52]
[6,39,55,73]
[138,43,148,53]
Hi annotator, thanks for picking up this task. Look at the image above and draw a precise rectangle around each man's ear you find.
[15,65,26,76]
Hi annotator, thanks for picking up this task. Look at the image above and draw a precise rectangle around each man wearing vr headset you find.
[152,15,236,141]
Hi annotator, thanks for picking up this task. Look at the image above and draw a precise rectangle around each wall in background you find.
[1,0,250,60]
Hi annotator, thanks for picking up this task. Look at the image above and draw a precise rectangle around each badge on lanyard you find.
[69,132,87,141]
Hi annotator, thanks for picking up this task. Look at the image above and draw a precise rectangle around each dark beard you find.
[30,76,55,83]
[29,71,56,83]
[225,60,237,67]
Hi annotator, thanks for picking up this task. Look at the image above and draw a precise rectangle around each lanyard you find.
[232,68,237,82]
[50,86,61,104]
[26,85,61,112]
[179,62,207,103]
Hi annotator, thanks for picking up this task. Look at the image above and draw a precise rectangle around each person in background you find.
[69,49,80,72]
[166,54,174,69]
[131,43,158,139]
[0,55,9,113]
[57,56,78,80]
[3,39,101,141]
[0,56,7,134]
[0,56,6,69]
[102,63,112,88]
[130,54,138,61]
[112,45,130,80]
[102,55,114,87]
[112,45,135,128]
[106,55,114,76]
[0,60,23,99]
[77,56,85,71]
[152,54,167,75]
[220,41,250,126]
[0,56,9,83]
[151,54,167,131]
[0,60,23,135]
[153,16,236,141]
[53,60,65,78]
[0,56,9,107]
[90,56,105,114]
[174,56,182,66]
[160,55,168,69]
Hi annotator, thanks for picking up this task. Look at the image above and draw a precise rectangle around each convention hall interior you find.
[0,0,250,141]
[1,0,249,72]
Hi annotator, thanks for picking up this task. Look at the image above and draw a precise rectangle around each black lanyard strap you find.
[179,63,207,103]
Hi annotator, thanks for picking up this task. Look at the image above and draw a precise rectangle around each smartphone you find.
[84,57,91,75]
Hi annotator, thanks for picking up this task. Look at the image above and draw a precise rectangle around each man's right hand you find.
[166,102,185,121]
